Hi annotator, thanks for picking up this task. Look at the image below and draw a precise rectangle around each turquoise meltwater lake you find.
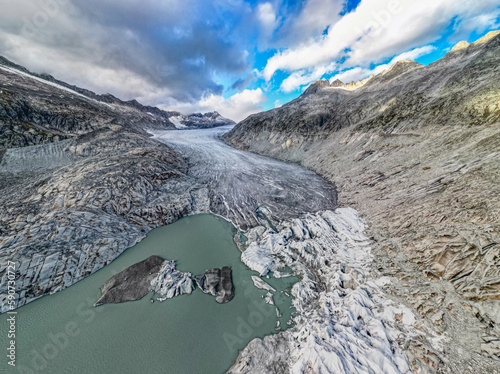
[0,214,297,374]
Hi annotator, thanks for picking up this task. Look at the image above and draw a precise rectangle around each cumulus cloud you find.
[389,45,436,62]
[330,45,436,84]
[263,0,500,82]
[257,2,278,43]
[167,88,266,122]
[451,8,500,39]
[280,62,336,93]
[0,0,252,104]
[274,0,344,48]
[279,43,435,93]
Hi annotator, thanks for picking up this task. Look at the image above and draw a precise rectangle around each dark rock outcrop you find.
[95,255,165,306]
[194,266,234,303]
[95,259,235,306]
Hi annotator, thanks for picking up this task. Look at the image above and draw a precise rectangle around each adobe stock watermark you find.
[6,261,17,368]
[355,0,403,38]
[14,296,104,374]
[11,264,118,373]
[22,0,70,39]
[222,284,276,353]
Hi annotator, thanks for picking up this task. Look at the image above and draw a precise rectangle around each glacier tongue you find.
[230,208,436,374]
[151,126,337,230]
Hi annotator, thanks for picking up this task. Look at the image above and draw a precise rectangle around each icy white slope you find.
[152,126,337,230]
[151,260,195,301]
[0,65,94,101]
[229,208,442,374]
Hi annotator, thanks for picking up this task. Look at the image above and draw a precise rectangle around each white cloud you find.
[280,62,335,93]
[1,33,170,101]
[330,45,435,84]
[275,0,344,47]
[166,88,267,122]
[263,0,500,81]
[388,45,436,63]
[452,9,500,39]
[279,44,434,93]
[257,2,278,40]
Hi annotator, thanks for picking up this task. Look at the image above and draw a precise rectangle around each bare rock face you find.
[224,31,500,370]
[194,266,234,303]
[95,255,165,306]
[304,73,378,94]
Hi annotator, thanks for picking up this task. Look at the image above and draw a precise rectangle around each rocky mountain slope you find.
[0,55,233,148]
[168,111,235,129]
[224,31,500,371]
[0,57,225,312]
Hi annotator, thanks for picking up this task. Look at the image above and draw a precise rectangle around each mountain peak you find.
[450,40,469,52]
[330,79,345,87]
[385,60,422,72]
[361,60,423,88]
[449,30,500,54]
[303,79,332,95]
[473,30,500,46]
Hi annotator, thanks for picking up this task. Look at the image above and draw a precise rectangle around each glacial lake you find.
[0,214,297,373]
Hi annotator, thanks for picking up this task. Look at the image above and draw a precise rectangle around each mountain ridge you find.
[224,31,500,372]
[0,55,234,149]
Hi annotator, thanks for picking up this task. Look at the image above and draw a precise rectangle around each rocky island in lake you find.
[195,266,235,303]
[95,255,234,306]
[95,255,166,306]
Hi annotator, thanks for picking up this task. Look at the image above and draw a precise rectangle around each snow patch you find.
[0,65,114,108]
[169,115,188,129]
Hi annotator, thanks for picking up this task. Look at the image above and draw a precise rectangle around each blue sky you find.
[0,0,499,121]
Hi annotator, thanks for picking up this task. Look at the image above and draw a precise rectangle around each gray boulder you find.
[194,266,234,303]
